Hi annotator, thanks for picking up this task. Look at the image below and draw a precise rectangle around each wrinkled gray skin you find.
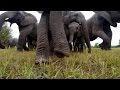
[87,11,120,50]
[0,11,37,51]
[7,38,18,48]
[63,11,91,53]
[36,11,70,63]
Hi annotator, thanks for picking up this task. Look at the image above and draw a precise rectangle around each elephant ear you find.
[20,12,37,26]
[94,11,114,26]
[63,14,71,26]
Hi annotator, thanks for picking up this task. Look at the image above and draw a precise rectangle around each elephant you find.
[7,38,18,48]
[71,22,86,52]
[0,11,37,51]
[27,35,37,50]
[0,40,5,49]
[26,23,38,50]
[63,11,91,53]
[35,11,70,64]
[87,11,120,50]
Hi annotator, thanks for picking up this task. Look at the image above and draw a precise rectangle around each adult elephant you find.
[87,11,120,50]
[0,11,37,51]
[36,11,70,63]
[63,11,91,53]
[7,38,18,48]
[87,11,117,50]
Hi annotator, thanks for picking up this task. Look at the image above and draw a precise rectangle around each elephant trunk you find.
[69,32,74,44]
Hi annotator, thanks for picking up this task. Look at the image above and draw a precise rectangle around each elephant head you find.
[0,11,17,30]
[0,11,37,51]
[0,11,37,29]
[68,21,81,43]
[107,11,120,23]
[94,11,117,27]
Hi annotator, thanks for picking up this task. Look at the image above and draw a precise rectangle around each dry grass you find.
[0,48,120,79]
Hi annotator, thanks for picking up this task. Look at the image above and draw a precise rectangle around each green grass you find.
[0,48,120,79]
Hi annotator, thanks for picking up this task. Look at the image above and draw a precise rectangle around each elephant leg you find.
[49,11,70,58]
[17,25,34,51]
[79,38,84,53]
[23,45,29,51]
[100,25,112,50]
[27,37,34,50]
[105,29,112,50]
[36,11,50,63]
[0,40,5,49]
[64,25,72,51]
[82,21,91,53]
[69,43,72,51]
[74,45,78,52]
[73,39,78,52]
[99,42,104,49]
[94,30,111,50]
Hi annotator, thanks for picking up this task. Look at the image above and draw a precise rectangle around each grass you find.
[0,48,120,79]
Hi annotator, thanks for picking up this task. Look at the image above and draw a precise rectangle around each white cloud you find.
[0,11,120,46]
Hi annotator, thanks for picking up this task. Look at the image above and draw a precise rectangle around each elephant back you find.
[94,11,115,26]
[20,12,37,26]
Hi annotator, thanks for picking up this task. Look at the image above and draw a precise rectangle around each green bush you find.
[0,23,12,46]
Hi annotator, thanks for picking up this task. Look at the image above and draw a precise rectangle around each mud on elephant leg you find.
[36,11,51,63]
[49,11,70,58]
[17,25,34,51]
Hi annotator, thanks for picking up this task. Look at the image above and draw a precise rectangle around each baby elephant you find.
[63,11,91,53]
[68,22,86,52]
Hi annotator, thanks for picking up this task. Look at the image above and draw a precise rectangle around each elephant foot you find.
[35,56,49,65]
[54,49,70,58]
[24,49,29,51]
[88,49,91,53]
[23,46,29,51]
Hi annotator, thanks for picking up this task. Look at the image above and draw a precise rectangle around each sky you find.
[0,11,120,46]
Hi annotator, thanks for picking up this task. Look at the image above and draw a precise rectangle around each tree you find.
[0,22,12,46]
